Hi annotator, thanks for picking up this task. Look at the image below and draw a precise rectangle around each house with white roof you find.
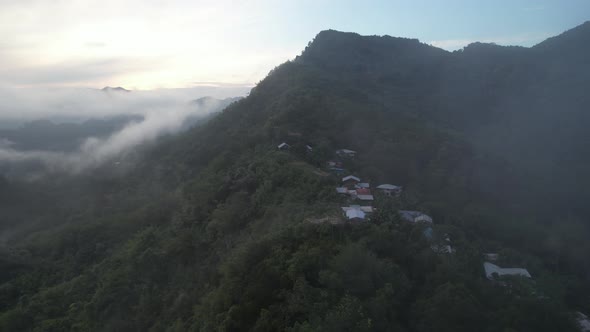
[277,142,290,150]
[483,262,531,280]
[342,175,360,182]
[342,175,361,188]
[342,205,374,213]
[376,184,402,196]
[336,187,349,194]
[399,210,433,223]
[345,208,366,221]
[353,188,374,201]
[336,149,357,157]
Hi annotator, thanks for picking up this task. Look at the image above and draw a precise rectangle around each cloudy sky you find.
[0,0,588,90]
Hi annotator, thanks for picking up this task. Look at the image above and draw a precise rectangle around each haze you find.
[0,0,587,90]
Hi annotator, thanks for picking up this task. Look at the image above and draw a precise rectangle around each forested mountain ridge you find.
[1,23,590,331]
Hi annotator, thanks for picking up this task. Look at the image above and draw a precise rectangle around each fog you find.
[0,86,249,175]
[0,85,250,124]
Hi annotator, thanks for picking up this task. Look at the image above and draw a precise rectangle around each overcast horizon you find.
[0,0,588,91]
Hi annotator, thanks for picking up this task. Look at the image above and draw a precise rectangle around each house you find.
[329,167,345,174]
[305,145,313,152]
[277,142,290,150]
[356,194,374,201]
[355,188,371,195]
[376,184,402,196]
[345,208,366,221]
[355,182,370,189]
[399,210,433,223]
[577,312,590,332]
[327,161,345,173]
[484,253,499,262]
[342,175,361,187]
[342,205,374,213]
[336,187,349,194]
[336,149,357,158]
[483,262,531,280]
[354,189,374,201]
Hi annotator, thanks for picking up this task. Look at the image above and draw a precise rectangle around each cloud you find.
[0,0,289,89]
[0,97,230,175]
[0,85,248,176]
[0,85,249,122]
[0,57,158,86]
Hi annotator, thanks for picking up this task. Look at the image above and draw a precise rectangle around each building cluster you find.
[330,148,430,225]
[279,143,538,284]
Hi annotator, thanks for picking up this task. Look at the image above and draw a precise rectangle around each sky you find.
[0,0,588,90]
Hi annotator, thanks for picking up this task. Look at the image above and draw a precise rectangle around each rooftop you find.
[346,209,366,220]
[342,175,361,182]
[483,262,531,279]
[376,184,401,190]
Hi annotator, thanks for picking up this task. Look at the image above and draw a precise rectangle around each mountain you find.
[1,23,590,331]
[191,96,242,109]
[101,86,131,93]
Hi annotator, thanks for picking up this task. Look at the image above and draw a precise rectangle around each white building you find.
[483,262,531,280]
[342,175,361,183]
[345,209,366,221]
[336,149,357,157]
[376,184,402,196]
[399,210,433,223]
[342,206,374,213]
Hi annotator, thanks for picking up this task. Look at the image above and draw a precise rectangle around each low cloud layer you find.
[1,109,185,173]
[0,86,248,176]
[0,86,249,123]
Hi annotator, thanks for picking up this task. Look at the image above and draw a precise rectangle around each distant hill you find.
[101,86,131,93]
[190,96,242,109]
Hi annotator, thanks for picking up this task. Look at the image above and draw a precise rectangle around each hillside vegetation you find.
[1,22,590,331]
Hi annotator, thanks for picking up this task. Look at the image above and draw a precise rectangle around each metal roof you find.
[342,206,374,213]
[336,187,349,194]
[399,210,432,223]
[346,209,366,220]
[483,262,531,279]
[342,175,361,182]
[337,149,356,154]
[376,184,401,190]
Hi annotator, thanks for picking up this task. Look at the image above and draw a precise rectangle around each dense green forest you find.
[1,22,590,331]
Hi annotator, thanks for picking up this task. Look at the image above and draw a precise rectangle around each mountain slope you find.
[1,23,590,331]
